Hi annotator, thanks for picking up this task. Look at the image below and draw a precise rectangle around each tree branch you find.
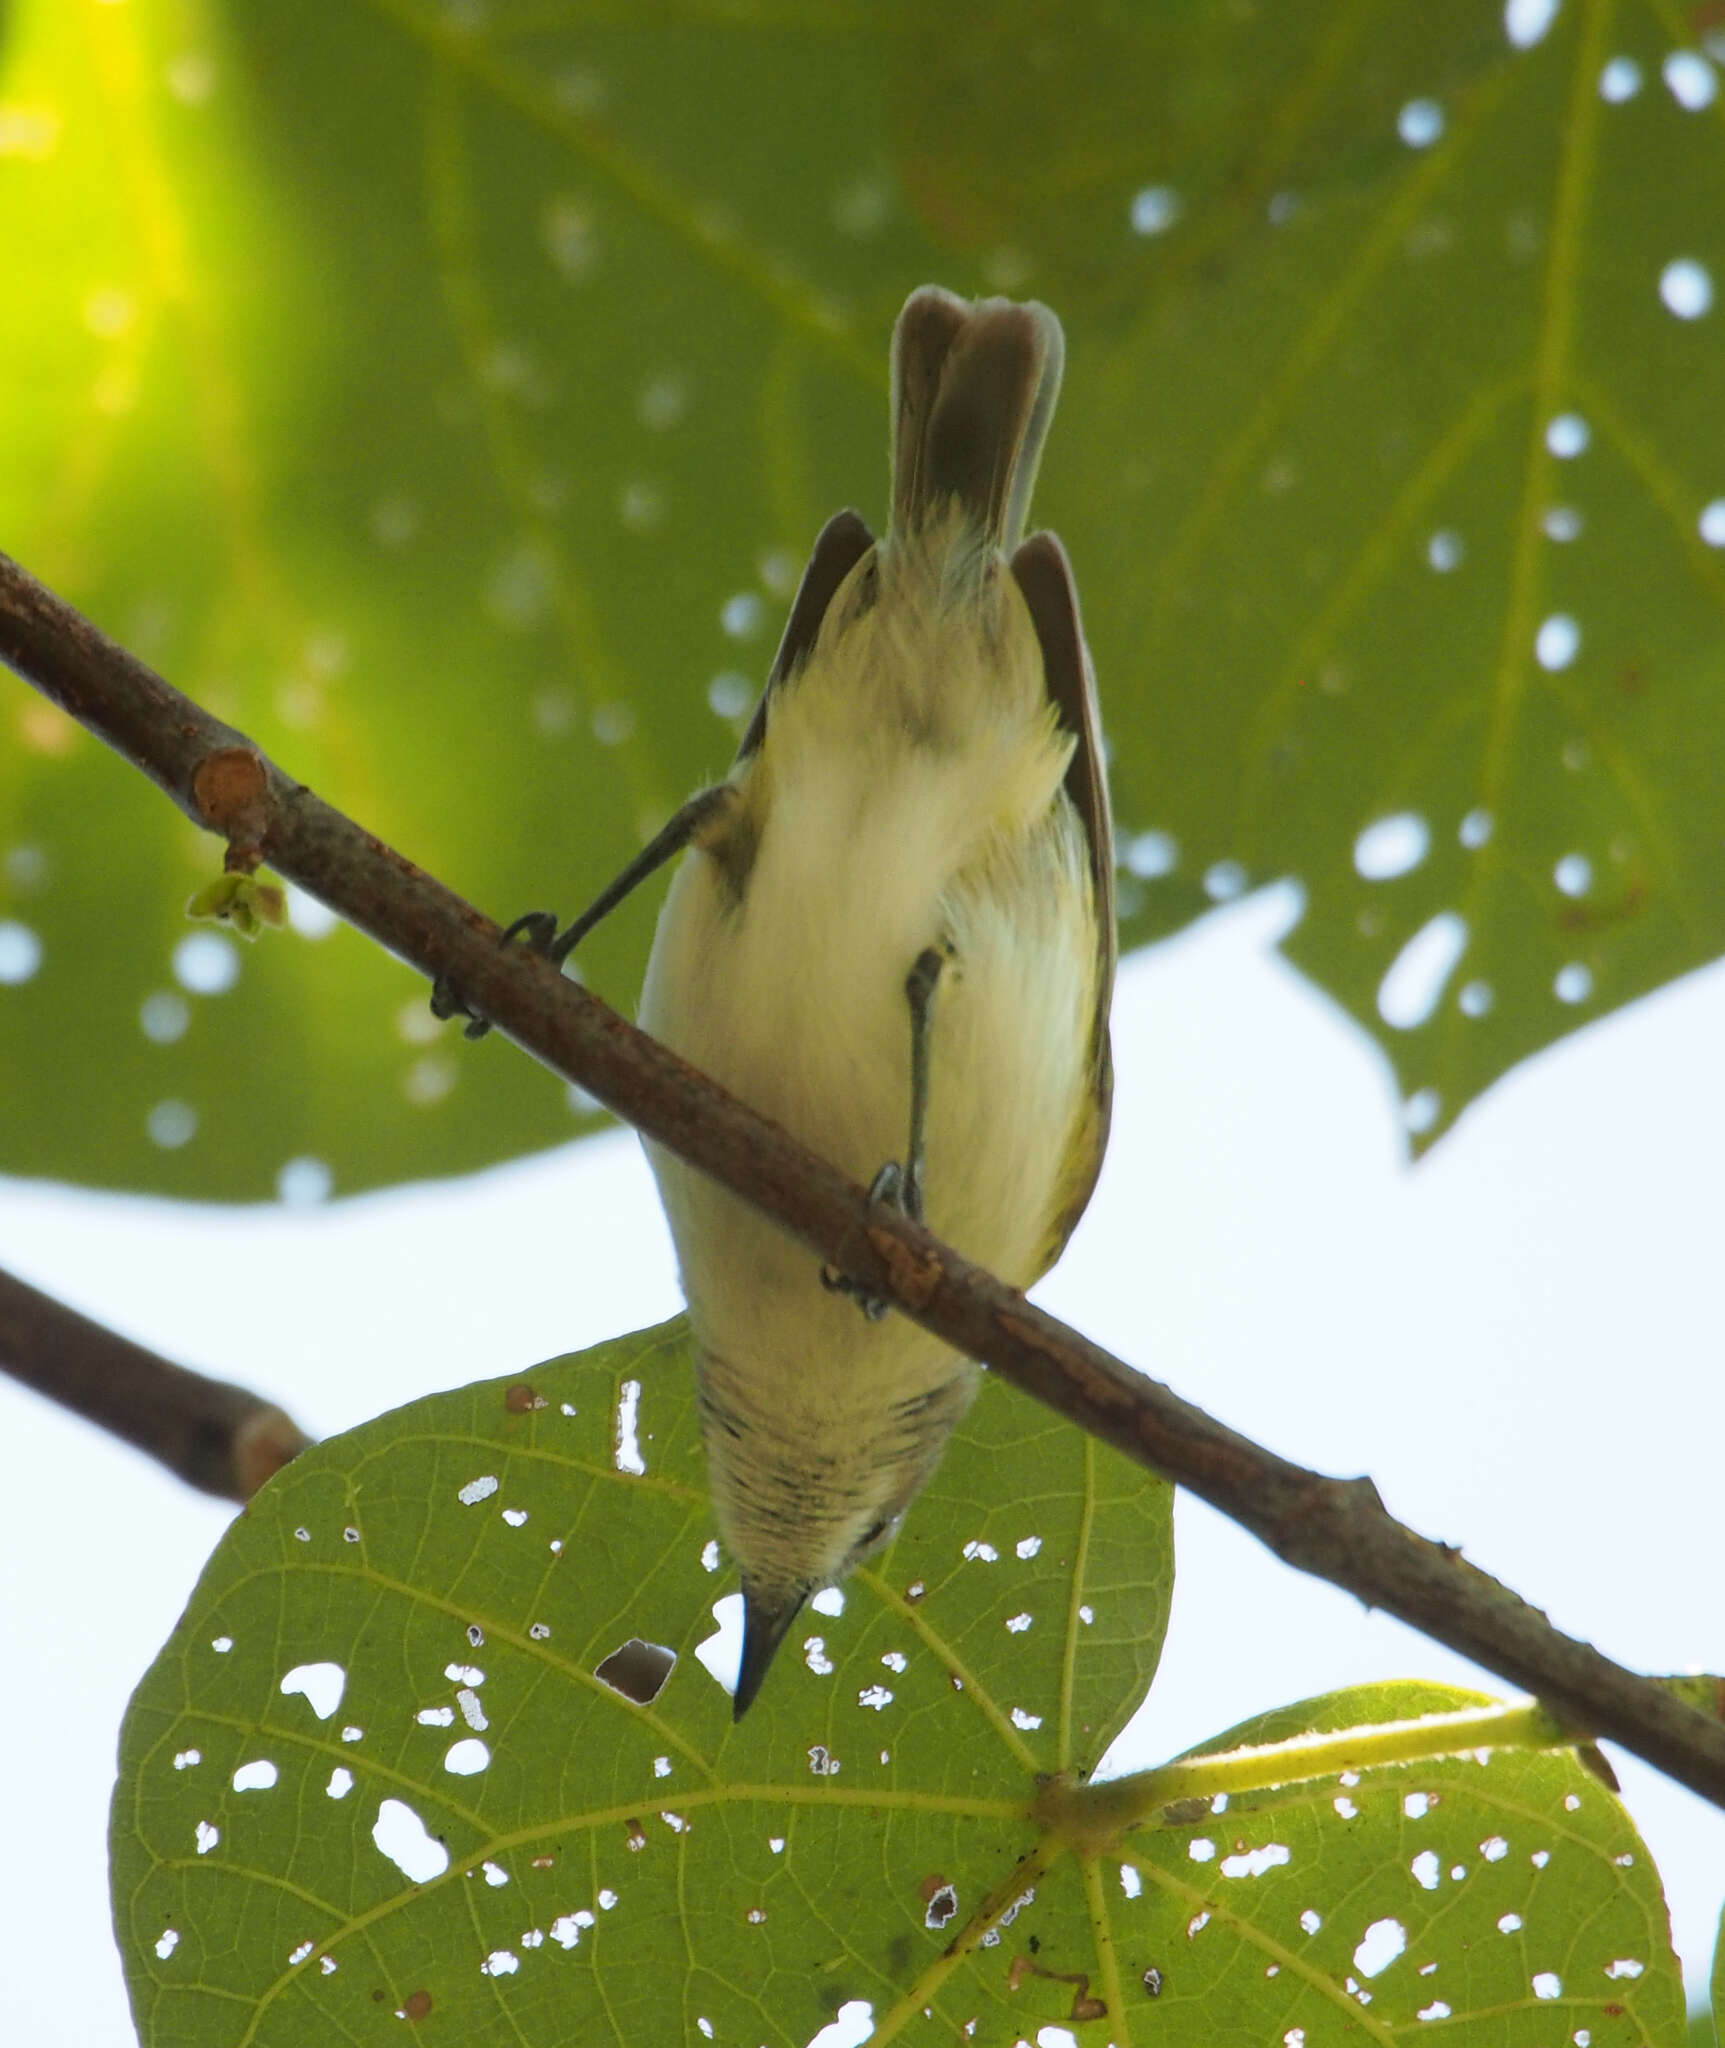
[3,543,1723,1806]
[0,1263,310,1501]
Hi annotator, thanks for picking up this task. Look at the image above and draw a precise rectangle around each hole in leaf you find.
[280,1662,346,1720]
[1545,412,1589,457]
[278,1157,333,1206]
[594,1638,677,1703]
[1355,1919,1406,1978]
[1660,257,1714,319]
[695,1595,744,1690]
[614,1380,646,1474]
[708,671,753,719]
[1378,913,1468,1027]
[1221,1842,1291,1878]
[924,1882,959,1929]
[1504,0,1559,47]
[1535,614,1580,669]
[147,1101,197,1149]
[139,991,189,1042]
[173,932,239,994]
[1397,98,1444,146]
[1664,50,1717,110]
[808,2002,875,2048]
[1354,813,1429,879]
[1129,185,1180,235]
[1599,54,1641,99]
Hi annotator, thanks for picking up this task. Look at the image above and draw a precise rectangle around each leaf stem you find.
[1032,1699,1579,1852]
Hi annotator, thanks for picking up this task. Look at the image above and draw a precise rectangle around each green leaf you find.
[1047,0,1725,1150]
[6,0,1725,1191]
[1712,1890,1724,2046]
[110,1318,1175,2045]
[1115,1682,1686,2047]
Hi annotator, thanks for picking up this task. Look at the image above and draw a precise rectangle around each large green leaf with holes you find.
[4,0,1724,1194]
[111,1318,1176,2044]
[1124,1683,1683,2047]
[113,1319,1687,2045]
[1714,1905,1725,2044]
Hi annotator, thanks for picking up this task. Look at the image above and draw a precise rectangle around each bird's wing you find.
[1012,528,1116,1264]
[734,509,875,765]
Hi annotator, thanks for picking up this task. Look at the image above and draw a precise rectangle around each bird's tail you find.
[888,286,1064,558]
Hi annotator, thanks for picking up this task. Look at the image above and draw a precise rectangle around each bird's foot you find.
[820,1160,917,1321]
[429,910,562,1041]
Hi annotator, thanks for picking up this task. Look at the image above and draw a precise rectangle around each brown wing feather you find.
[735,509,874,764]
[1011,529,1116,1264]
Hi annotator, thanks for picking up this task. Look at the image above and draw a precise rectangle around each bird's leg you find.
[822,944,948,1319]
[431,784,738,1039]
[899,942,945,1224]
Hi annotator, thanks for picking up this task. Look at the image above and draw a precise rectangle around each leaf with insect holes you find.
[110,1318,1174,2046]
[1108,1683,1684,2048]
[7,1,1725,1195]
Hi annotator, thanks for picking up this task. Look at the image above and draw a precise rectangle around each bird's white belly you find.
[637,755,1094,1418]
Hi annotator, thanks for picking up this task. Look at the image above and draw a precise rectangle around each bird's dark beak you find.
[733,1585,808,1721]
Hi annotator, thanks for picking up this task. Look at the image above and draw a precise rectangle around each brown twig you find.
[0,1263,310,1501]
[3,543,1723,1806]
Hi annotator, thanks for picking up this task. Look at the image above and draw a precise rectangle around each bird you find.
[434,286,1116,1715]
[630,285,1117,1716]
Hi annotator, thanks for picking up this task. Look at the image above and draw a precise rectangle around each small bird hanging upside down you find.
[441,285,1115,1718]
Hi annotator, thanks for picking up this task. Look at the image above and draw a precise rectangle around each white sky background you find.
[1,888,1722,2046]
